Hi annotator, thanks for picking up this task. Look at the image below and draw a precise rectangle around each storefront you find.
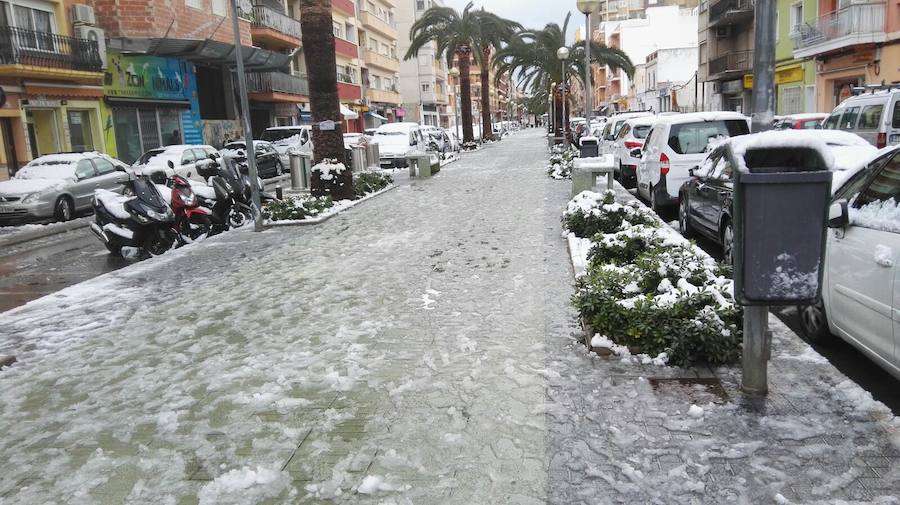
[814,46,900,112]
[103,53,202,164]
[771,62,816,115]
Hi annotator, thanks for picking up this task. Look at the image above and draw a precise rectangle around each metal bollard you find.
[351,145,367,172]
[365,144,379,170]
[300,153,312,190]
[289,152,302,190]
[275,185,283,200]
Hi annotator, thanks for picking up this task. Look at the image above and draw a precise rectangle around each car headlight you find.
[21,192,41,204]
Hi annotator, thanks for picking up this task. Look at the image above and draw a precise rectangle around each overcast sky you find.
[441,0,578,43]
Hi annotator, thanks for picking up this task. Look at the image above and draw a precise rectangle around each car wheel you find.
[799,302,833,344]
[721,220,735,266]
[275,161,284,176]
[54,196,74,222]
[679,195,695,238]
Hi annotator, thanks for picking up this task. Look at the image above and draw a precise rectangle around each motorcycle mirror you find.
[167,160,175,169]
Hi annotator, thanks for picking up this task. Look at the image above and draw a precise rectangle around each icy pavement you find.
[0,129,898,504]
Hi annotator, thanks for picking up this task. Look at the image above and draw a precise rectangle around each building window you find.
[3,1,55,50]
[212,0,226,16]
[789,2,803,37]
[781,85,803,115]
[186,0,201,8]
[344,22,356,42]
[416,0,426,10]
[333,22,343,39]
[371,75,381,89]
[421,83,431,93]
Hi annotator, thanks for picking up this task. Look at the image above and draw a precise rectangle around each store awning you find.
[340,104,358,120]
[367,111,388,122]
[105,97,193,108]
[109,37,292,72]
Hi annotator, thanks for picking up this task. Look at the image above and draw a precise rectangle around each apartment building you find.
[634,47,700,111]
[330,0,364,133]
[357,0,402,129]
[396,0,451,127]
[774,0,817,115]
[697,0,755,113]
[792,0,900,111]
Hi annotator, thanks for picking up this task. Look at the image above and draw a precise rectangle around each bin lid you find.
[729,130,834,174]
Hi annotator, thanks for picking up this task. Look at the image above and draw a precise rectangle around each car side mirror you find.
[167,160,175,169]
[688,166,698,177]
[630,148,642,159]
[182,159,191,165]
[828,200,849,229]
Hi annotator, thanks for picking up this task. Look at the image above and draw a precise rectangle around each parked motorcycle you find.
[168,170,214,243]
[196,152,277,225]
[91,175,178,257]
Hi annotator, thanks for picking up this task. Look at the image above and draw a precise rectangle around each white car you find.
[800,145,900,379]
[373,122,439,169]
[132,145,220,183]
[260,125,313,166]
[443,129,461,152]
[822,87,900,148]
[599,112,653,155]
[636,111,750,212]
[612,115,657,189]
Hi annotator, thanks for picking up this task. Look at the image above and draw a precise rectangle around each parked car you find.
[220,140,285,179]
[799,145,900,380]
[823,87,900,148]
[422,126,449,154]
[373,122,439,169]
[0,152,130,224]
[260,125,313,166]
[678,130,879,264]
[774,113,828,130]
[132,145,220,183]
[612,115,658,188]
[343,133,366,150]
[635,111,750,212]
[599,111,653,155]
[443,129,461,152]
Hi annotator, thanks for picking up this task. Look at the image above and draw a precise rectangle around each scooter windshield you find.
[133,178,167,209]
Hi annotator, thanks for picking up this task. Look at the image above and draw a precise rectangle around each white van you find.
[373,122,439,169]
[635,111,750,212]
[822,88,900,148]
[260,125,313,166]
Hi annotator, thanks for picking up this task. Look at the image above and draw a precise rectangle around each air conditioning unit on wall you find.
[71,4,96,25]
[715,25,732,38]
[75,25,107,69]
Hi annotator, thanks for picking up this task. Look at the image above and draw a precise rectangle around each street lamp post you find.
[557,46,571,148]
[230,0,262,231]
[577,0,600,129]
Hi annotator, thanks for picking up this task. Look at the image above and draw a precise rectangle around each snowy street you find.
[1,130,899,504]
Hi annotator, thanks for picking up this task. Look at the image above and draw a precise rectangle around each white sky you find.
[440,0,578,43]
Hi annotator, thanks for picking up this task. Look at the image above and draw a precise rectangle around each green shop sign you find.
[103,53,196,101]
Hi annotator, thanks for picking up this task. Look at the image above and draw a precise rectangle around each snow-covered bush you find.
[547,144,579,179]
[311,159,346,181]
[567,190,742,365]
[352,171,393,198]
[462,141,478,151]
[262,196,333,222]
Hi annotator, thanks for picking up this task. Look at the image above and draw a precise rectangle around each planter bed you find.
[263,184,396,227]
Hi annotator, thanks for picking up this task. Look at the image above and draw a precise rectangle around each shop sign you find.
[27,98,61,108]
[104,53,195,101]
[319,120,336,131]
[743,66,804,90]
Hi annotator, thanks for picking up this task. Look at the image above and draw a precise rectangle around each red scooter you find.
[169,173,212,243]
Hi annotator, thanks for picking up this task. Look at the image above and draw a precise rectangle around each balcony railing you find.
[708,50,753,77]
[337,72,356,84]
[247,72,309,96]
[250,5,303,40]
[0,26,102,71]
[708,0,755,26]
[793,2,885,52]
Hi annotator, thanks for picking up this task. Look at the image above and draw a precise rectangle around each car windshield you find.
[668,120,749,155]
[135,149,166,165]
[261,129,302,142]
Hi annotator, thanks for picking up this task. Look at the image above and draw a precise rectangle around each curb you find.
[264,184,398,228]
[0,218,91,250]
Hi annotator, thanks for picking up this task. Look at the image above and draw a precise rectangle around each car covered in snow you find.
[0,152,130,224]
[220,140,285,179]
[678,130,879,264]
[373,122,439,169]
[773,113,828,130]
[132,145,220,183]
[260,125,313,166]
[800,144,900,380]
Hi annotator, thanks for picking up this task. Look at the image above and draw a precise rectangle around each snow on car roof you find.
[816,130,871,147]
[265,125,311,131]
[376,122,420,133]
[656,111,748,124]
[625,116,659,126]
[27,152,103,165]
[781,113,827,120]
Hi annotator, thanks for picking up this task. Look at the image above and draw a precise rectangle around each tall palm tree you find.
[405,2,482,144]
[300,0,353,200]
[494,13,634,138]
[471,9,520,141]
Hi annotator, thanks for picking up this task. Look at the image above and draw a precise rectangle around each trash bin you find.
[579,136,599,158]
[299,152,312,190]
[366,143,380,170]
[351,145,367,172]
[731,138,833,306]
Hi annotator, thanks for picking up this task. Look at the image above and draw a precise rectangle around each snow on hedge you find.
[311,159,347,181]
[547,144,578,180]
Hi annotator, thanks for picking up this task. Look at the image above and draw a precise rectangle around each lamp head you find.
[557,47,570,60]
[576,0,600,14]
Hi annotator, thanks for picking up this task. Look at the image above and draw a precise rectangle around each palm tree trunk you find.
[300,0,353,200]
[480,46,492,141]
[457,49,475,144]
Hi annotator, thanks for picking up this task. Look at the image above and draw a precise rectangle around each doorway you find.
[66,110,95,152]
[1,118,20,177]
[25,109,60,157]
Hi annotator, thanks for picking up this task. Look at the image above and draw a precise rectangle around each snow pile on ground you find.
[197,466,291,505]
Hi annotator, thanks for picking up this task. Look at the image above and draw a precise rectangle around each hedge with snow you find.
[548,144,579,180]
[566,190,742,365]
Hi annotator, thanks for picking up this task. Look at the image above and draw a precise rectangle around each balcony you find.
[359,11,398,39]
[367,88,401,104]
[338,82,362,101]
[708,0,755,28]
[708,50,753,80]
[250,5,303,48]
[332,0,355,16]
[335,37,358,58]
[792,2,886,59]
[247,72,309,101]
[0,26,103,82]
[362,49,400,72]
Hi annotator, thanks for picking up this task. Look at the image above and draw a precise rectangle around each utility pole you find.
[742,0,776,396]
[230,0,262,231]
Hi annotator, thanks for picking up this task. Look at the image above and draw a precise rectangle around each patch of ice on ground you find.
[198,466,290,505]
[687,405,704,419]
[357,475,394,494]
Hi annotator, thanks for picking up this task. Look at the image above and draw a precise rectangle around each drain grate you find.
[648,377,729,403]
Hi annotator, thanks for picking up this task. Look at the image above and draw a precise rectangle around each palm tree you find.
[494,13,634,139]
[404,2,482,144]
[471,9,521,141]
[300,0,353,200]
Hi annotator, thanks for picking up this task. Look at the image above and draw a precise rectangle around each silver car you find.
[0,153,130,224]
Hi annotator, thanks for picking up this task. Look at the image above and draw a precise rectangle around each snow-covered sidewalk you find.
[0,129,898,505]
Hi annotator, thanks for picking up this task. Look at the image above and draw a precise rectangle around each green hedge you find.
[353,171,393,198]
[262,196,333,222]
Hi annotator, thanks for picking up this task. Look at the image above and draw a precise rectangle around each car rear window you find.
[667,120,749,155]
[858,105,884,130]
[633,125,651,139]
[839,106,860,130]
[892,100,900,128]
